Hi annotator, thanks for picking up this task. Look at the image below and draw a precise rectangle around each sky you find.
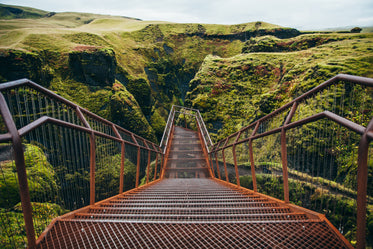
[2,0,373,30]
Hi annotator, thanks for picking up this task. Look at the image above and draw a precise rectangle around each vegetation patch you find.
[242,34,345,53]
[186,33,373,141]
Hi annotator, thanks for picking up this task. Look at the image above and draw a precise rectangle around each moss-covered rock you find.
[110,82,157,142]
[150,108,167,139]
[186,33,373,141]
[242,34,344,53]
[126,77,152,117]
[68,47,116,87]
[0,49,52,86]
[1,202,68,248]
[96,154,137,199]
[0,144,58,208]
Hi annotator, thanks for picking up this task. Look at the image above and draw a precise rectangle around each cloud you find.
[2,0,373,29]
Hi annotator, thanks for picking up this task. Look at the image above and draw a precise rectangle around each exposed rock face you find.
[242,35,343,53]
[69,48,116,87]
[110,82,157,142]
[0,50,52,87]
[185,28,301,41]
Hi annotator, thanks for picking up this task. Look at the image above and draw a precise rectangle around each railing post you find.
[249,122,260,192]
[153,153,159,181]
[89,132,96,205]
[356,118,373,249]
[119,141,125,194]
[280,102,298,203]
[160,154,165,179]
[248,140,257,192]
[222,149,229,182]
[232,145,240,186]
[136,146,141,188]
[214,152,221,179]
[209,154,216,178]
[76,107,97,205]
[161,125,174,179]
[0,93,36,248]
[146,149,151,184]
[280,129,289,203]
[196,119,214,178]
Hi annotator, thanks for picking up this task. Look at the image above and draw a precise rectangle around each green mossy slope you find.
[186,33,373,140]
[0,6,303,142]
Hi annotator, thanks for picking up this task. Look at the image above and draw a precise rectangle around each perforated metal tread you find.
[37,178,351,248]
[36,127,352,248]
[37,220,350,249]
[79,179,304,223]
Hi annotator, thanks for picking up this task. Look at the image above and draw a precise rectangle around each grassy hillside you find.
[186,33,373,140]
[0,4,372,143]
[0,4,302,142]
[0,4,48,19]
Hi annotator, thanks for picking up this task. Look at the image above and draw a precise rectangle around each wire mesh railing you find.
[159,105,213,179]
[209,74,373,248]
[160,105,213,154]
[0,79,162,249]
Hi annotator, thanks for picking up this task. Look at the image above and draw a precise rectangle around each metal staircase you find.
[164,127,210,178]
[36,126,352,248]
[1,75,372,248]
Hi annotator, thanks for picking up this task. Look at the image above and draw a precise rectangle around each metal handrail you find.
[207,74,373,249]
[160,105,212,154]
[213,74,373,145]
[160,106,176,154]
[0,79,163,248]
[0,79,160,148]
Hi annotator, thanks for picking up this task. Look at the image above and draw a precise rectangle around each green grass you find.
[0,4,48,19]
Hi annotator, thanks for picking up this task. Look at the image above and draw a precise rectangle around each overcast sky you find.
[2,0,373,30]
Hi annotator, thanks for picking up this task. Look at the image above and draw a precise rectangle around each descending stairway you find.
[36,127,352,248]
[164,126,210,178]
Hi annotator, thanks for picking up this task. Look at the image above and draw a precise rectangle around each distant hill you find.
[321,25,373,33]
[0,4,49,19]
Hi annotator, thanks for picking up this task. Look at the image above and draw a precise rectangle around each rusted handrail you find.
[159,105,214,177]
[0,93,36,248]
[0,79,163,248]
[160,106,176,154]
[208,74,373,248]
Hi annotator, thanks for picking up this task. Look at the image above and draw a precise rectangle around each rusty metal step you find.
[73,212,309,222]
[87,206,292,215]
[35,127,352,249]
[114,195,265,201]
[100,201,281,209]
[127,193,264,199]
[37,220,351,249]
[165,167,209,172]
[166,157,206,161]
[126,189,247,196]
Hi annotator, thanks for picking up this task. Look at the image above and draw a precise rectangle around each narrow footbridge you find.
[0,74,372,248]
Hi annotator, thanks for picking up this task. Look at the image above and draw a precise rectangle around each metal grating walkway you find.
[36,127,352,248]
[164,127,210,178]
